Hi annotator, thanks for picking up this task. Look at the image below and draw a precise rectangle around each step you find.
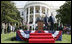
[29,41,55,43]
[30,33,52,36]
[30,33,52,35]
[29,36,53,39]
[29,39,55,43]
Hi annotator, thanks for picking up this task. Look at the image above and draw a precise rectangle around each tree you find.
[56,1,71,25]
[1,1,23,23]
[1,1,23,33]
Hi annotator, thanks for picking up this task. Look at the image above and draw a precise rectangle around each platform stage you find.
[16,20,62,43]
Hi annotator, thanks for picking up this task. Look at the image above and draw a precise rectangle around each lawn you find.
[1,32,71,43]
[56,34,71,43]
[1,32,28,43]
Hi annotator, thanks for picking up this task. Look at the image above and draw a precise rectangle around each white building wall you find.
[17,3,59,26]
[17,7,58,24]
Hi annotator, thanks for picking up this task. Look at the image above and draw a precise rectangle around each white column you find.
[45,8,47,16]
[47,9,49,17]
[40,6,42,17]
[25,9,27,23]
[48,9,50,17]
[24,10,26,24]
[27,7,30,31]
[33,6,35,30]
[20,11,21,16]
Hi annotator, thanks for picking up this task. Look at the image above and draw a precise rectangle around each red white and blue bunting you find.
[16,30,62,41]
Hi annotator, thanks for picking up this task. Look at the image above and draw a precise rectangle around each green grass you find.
[1,32,71,43]
[56,34,71,43]
[1,32,28,43]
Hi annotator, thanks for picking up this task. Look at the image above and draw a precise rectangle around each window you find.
[27,8,28,14]
[29,15,33,24]
[30,6,33,14]
[22,12,23,16]
[42,7,45,14]
[36,6,40,13]
[36,10,39,13]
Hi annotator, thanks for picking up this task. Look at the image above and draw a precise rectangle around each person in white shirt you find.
[10,24,13,32]
[12,25,15,32]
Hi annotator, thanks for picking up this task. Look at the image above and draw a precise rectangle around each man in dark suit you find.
[44,15,48,30]
[48,13,55,31]
[36,17,41,23]
[36,16,43,22]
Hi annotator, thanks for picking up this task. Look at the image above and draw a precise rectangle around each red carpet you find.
[29,33,55,43]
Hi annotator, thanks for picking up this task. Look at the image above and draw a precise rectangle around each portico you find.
[24,1,51,30]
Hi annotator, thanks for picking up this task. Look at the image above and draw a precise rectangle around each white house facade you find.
[17,1,58,30]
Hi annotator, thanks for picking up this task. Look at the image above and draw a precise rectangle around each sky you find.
[12,1,65,8]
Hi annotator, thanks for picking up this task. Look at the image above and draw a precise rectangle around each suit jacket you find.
[48,16,55,23]
[36,17,40,23]
[44,16,48,23]
[36,17,44,23]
